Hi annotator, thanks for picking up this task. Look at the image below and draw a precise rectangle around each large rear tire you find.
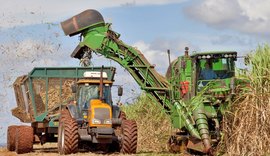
[7,125,18,151]
[60,108,71,121]
[119,111,127,120]
[120,120,137,154]
[58,111,79,155]
[15,125,33,154]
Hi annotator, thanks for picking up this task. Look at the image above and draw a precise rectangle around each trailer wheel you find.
[58,118,79,154]
[15,125,33,154]
[120,120,137,154]
[7,125,18,151]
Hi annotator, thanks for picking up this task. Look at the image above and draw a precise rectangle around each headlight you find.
[104,119,112,124]
[83,112,88,119]
[92,118,101,124]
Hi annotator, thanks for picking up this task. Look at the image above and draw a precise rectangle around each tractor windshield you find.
[77,84,112,111]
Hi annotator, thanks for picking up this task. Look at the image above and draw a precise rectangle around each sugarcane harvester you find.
[61,9,238,154]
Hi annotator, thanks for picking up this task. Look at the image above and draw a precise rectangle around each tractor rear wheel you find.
[119,111,127,120]
[120,120,137,154]
[60,108,71,121]
[7,125,18,151]
[15,125,33,154]
[58,116,79,154]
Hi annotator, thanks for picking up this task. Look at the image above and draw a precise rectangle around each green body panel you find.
[29,67,115,80]
[48,116,59,127]
[36,112,48,122]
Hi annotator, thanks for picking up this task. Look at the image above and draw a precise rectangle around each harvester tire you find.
[58,117,79,154]
[119,111,127,120]
[7,125,18,151]
[15,125,33,154]
[120,120,137,154]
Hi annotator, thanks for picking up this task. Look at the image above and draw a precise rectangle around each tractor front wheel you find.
[119,111,127,120]
[120,120,137,154]
[58,116,79,154]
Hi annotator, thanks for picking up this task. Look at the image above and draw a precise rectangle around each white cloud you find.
[0,0,186,29]
[184,0,270,35]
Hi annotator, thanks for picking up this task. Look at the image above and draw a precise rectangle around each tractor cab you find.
[76,79,113,111]
[74,71,113,128]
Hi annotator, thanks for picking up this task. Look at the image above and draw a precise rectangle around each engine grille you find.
[94,108,110,122]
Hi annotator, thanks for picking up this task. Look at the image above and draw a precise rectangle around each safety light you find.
[104,119,112,124]
[92,118,101,124]
[83,72,108,78]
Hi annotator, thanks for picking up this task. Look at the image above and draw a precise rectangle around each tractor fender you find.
[66,104,79,119]
[112,105,120,118]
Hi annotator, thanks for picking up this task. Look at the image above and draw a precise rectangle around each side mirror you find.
[71,84,77,93]
[118,86,123,96]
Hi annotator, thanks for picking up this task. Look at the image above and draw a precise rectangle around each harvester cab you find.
[168,51,237,100]
[193,52,237,95]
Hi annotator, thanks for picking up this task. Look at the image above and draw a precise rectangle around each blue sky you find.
[0,0,270,144]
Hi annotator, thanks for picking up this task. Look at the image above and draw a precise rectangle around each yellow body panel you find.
[88,99,112,127]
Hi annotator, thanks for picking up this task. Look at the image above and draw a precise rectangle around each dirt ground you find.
[0,143,177,156]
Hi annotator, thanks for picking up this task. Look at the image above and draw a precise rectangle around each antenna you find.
[167,49,171,65]
[99,66,104,101]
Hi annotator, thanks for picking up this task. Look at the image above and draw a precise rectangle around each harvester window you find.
[214,58,235,79]
[200,61,217,80]
[199,58,235,80]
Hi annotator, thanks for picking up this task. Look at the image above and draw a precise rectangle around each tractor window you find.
[103,85,112,105]
[78,84,112,111]
[78,85,99,110]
